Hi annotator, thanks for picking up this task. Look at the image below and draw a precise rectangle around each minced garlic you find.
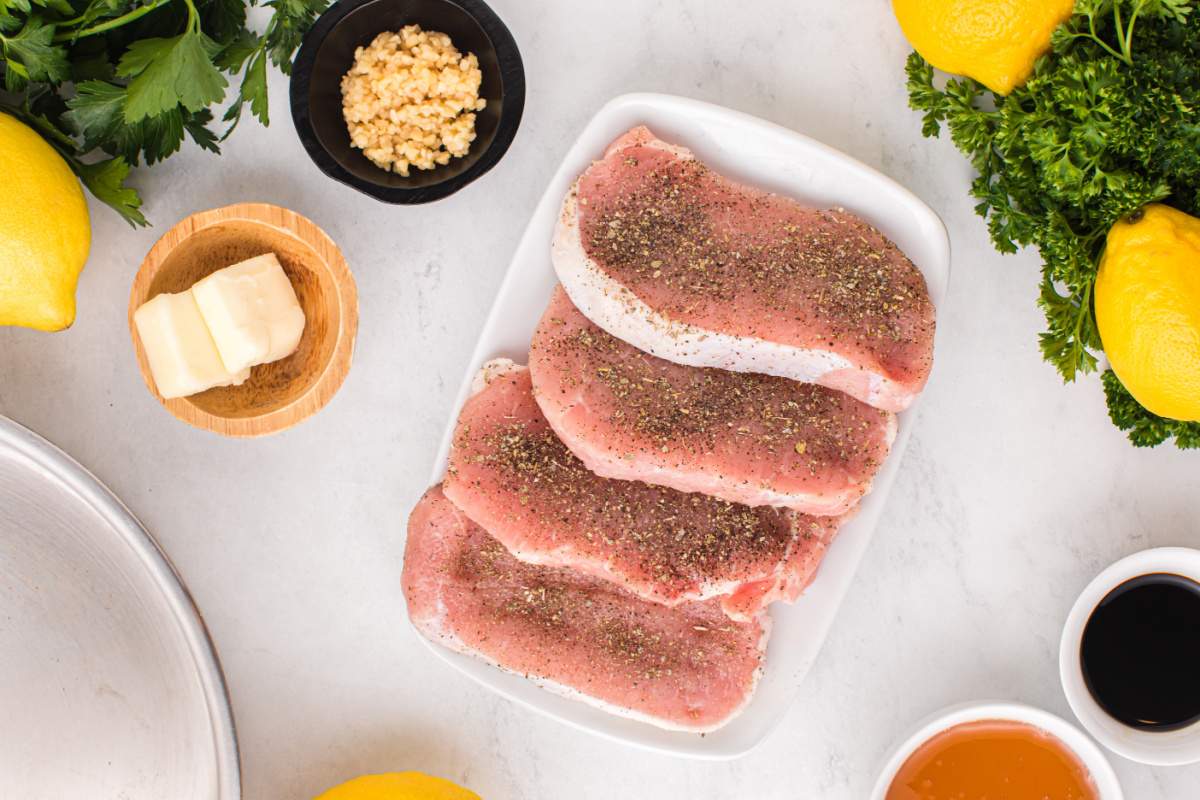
[340,25,486,176]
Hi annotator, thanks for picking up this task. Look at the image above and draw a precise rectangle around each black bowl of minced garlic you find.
[290,0,525,204]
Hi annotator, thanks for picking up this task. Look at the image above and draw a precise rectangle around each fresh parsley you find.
[906,0,1200,448]
[0,0,327,226]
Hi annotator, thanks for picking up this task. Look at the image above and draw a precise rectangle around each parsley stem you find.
[182,0,200,33]
[1089,10,1131,64]
[54,0,176,42]
[1122,1,1148,63]
[1113,1,1126,52]
[1074,280,1095,362]
[1112,0,1136,63]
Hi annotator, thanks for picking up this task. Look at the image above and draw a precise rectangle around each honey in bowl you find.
[886,719,1097,800]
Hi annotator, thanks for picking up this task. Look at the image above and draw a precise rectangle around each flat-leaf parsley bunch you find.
[906,0,1200,448]
[0,0,328,225]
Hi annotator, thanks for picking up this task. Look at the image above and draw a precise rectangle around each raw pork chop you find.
[552,125,936,412]
[442,364,840,620]
[403,486,768,731]
[529,286,896,514]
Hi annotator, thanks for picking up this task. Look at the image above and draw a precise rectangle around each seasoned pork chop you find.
[403,486,769,731]
[552,126,936,412]
[442,364,840,620]
[529,286,896,514]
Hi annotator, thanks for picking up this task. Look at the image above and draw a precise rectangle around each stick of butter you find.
[191,253,306,374]
[134,291,251,399]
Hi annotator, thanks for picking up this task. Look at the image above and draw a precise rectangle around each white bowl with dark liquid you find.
[1060,547,1200,765]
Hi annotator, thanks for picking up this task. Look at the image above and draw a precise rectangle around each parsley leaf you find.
[261,0,325,73]
[1,15,68,89]
[183,107,218,151]
[117,107,186,163]
[118,30,227,121]
[906,1,1200,448]
[65,80,203,164]
[1037,275,1100,379]
[1,0,324,224]
[214,25,256,71]
[63,79,126,150]
[0,0,67,29]
[227,46,267,125]
[199,0,244,43]
[1102,370,1200,448]
[75,156,146,226]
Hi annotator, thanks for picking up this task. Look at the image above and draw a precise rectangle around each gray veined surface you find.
[3,2,1200,795]
[0,415,239,800]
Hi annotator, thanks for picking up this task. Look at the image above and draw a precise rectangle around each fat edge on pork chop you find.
[403,486,770,731]
[530,284,897,514]
[442,363,841,621]
[552,125,936,412]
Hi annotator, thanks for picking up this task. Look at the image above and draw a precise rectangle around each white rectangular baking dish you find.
[420,92,950,759]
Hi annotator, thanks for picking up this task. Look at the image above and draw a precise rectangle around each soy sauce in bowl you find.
[1081,572,1200,731]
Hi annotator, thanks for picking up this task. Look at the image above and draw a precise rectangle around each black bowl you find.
[289,0,525,204]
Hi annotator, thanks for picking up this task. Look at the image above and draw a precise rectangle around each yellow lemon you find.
[892,0,1075,94]
[1095,204,1200,422]
[314,772,481,800]
[0,112,91,331]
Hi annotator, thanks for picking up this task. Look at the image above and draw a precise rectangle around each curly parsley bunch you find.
[906,0,1200,448]
[0,0,327,225]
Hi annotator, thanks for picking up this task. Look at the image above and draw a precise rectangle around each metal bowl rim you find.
[0,415,241,799]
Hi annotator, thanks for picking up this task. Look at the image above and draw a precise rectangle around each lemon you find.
[892,0,1075,94]
[0,112,91,331]
[1095,204,1200,422]
[314,772,480,800]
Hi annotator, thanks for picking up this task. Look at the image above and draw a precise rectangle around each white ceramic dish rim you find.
[0,414,242,799]
[869,701,1123,800]
[1060,546,1200,766]
[417,91,951,759]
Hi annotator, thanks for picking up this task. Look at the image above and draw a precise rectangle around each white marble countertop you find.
[3,1,1198,797]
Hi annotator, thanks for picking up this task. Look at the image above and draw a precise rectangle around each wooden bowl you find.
[129,203,358,437]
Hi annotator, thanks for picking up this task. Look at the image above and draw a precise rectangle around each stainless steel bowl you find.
[0,415,240,798]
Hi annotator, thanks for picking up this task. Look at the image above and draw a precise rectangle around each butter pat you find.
[192,254,306,374]
[134,291,251,399]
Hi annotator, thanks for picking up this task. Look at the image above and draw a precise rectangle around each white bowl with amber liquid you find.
[870,701,1122,800]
